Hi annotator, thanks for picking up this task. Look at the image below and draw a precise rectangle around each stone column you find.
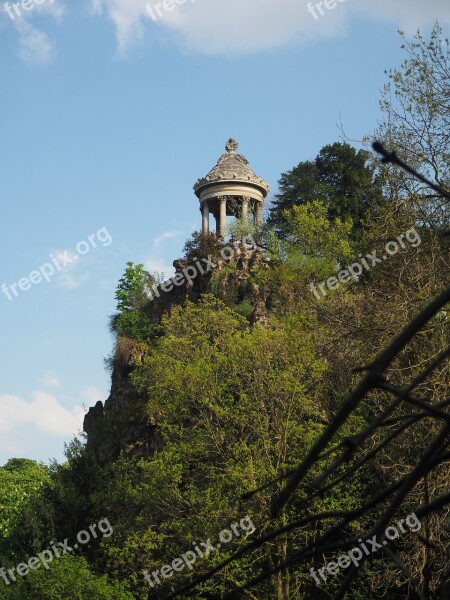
[202,202,209,235]
[219,196,227,238]
[242,197,249,222]
[255,202,263,229]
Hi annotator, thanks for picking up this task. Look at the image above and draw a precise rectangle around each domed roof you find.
[194,139,269,198]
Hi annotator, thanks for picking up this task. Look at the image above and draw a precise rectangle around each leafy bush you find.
[235,300,254,318]
[183,231,223,263]
[112,262,156,342]
[0,459,51,557]
[1,554,133,600]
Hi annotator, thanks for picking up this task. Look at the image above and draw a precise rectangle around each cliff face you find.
[83,244,270,461]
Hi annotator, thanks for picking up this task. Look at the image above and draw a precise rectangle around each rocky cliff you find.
[83,242,270,461]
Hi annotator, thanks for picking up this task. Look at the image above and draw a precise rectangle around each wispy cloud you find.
[51,249,88,290]
[39,374,61,389]
[57,271,89,290]
[90,0,103,15]
[89,0,148,56]
[145,256,174,278]
[14,18,55,63]
[144,229,183,277]
[5,0,66,64]
[153,229,183,247]
[81,387,105,405]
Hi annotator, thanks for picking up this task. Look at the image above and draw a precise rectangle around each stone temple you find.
[194,138,269,238]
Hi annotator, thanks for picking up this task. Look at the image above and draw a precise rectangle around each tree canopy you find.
[268,142,385,239]
[1,24,449,600]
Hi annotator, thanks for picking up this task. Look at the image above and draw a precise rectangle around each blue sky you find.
[0,0,448,465]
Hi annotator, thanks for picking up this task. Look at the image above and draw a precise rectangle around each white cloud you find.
[14,19,55,63]
[146,231,184,279]
[90,0,103,15]
[37,0,65,20]
[39,374,61,389]
[92,0,450,56]
[57,271,89,290]
[153,229,183,247]
[0,432,28,455]
[51,249,88,290]
[0,392,85,439]
[90,0,148,55]
[81,387,105,406]
[6,0,66,64]
[352,0,450,31]
[145,256,174,278]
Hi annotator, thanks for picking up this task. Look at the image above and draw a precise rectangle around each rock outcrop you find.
[83,244,270,461]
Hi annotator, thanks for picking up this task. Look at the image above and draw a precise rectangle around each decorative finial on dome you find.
[225,138,238,154]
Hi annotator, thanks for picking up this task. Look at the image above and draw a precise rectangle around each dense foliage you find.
[1,26,448,600]
[112,262,158,342]
[268,142,385,240]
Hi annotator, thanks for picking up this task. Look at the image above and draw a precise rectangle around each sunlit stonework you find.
[194,139,269,238]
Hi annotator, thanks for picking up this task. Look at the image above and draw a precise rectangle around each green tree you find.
[93,296,363,600]
[115,262,154,313]
[1,554,133,600]
[375,23,450,230]
[268,142,384,239]
[112,262,157,342]
[0,459,51,560]
[281,199,353,275]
